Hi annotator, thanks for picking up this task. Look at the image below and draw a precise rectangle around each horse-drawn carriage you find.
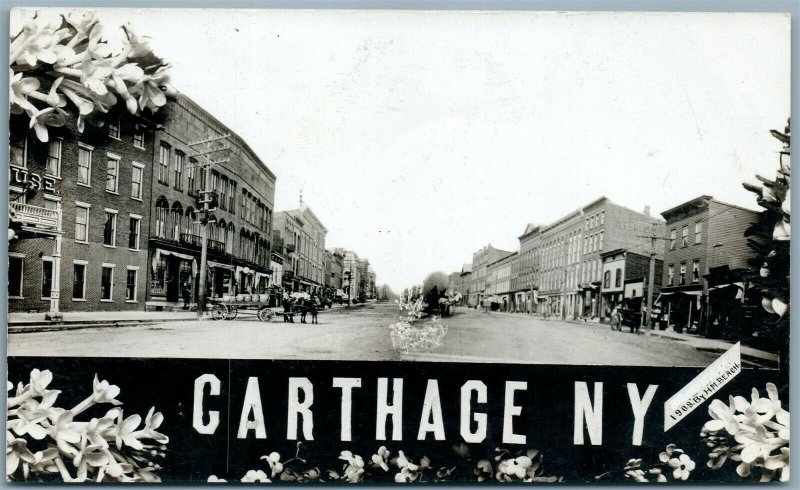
[209,294,277,322]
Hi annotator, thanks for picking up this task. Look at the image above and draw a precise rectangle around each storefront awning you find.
[208,260,235,271]
[152,248,197,274]
[708,282,745,292]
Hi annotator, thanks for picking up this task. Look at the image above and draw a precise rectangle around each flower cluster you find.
[742,120,790,327]
[594,444,695,483]
[6,369,168,482]
[10,9,176,142]
[473,447,561,483]
[700,383,789,482]
[209,443,322,484]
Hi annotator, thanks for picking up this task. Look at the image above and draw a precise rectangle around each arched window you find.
[184,207,194,236]
[227,223,235,255]
[218,220,227,250]
[170,202,183,240]
[155,197,169,238]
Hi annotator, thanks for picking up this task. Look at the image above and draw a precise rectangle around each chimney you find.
[643,205,651,217]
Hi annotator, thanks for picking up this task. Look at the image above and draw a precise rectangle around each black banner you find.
[7,356,782,483]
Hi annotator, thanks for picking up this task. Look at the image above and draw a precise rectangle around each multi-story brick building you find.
[537,197,664,320]
[659,195,760,338]
[469,244,513,308]
[145,94,276,308]
[517,224,542,313]
[273,202,327,295]
[9,108,156,313]
[323,249,345,296]
[486,251,517,311]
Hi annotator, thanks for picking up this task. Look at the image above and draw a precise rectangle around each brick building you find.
[537,197,664,320]
[273,202,328,295]
[486,251,517,311]
[659,195,761,338]
[9,108,156,313]
[145,94,276,309]
[517,224,542,313]
[324,248,345,296]
[469,244,513,307]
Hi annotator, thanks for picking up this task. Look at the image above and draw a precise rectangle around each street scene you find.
[7,10,788,366]
[6,302,777,367]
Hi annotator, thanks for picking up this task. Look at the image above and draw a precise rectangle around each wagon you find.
[208,295,277,322]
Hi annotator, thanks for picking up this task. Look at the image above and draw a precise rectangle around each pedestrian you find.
[181,282,191,310]
[299,297,308,323]
[282,293,292,323]
[310,295,319,324]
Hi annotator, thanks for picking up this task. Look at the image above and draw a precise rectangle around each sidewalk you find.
[459,308,779,366]
[8,310,201,328]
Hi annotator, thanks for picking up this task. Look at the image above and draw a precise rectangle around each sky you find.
[35,8,791,291]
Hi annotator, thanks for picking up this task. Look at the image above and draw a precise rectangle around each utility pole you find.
[188,133,231,320]
[637,230,669,335]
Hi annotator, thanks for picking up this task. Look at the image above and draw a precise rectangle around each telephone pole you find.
[637,230,668,334]
[188,133,231,319]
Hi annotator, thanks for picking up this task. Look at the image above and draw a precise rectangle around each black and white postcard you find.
[6,7,791,484]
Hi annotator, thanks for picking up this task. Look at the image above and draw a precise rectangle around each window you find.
[108,117,121,139]
[155,200,168,238]
[229,181,236,212]
[46,139,62,177]
[599,231,604,251]
[128,216,141,250]
[77,144,92,185]
[103,210,117,247]
[9,255,24,298]
[668,265,674,286]
[669,229,676,250]
[75,204,90,242]
[692,260,700,283]
[133,125,145,148]
[158,144,170,184]
[220,176,228,210]
[173,151,184,189]
[131,162,143,199]
[681,225,689,247]
[126,268,138,301]
[603,270,611,289]
[600,210,605,225]
[615,268,622,287]
[10,136,27,168]
[106,155,119,193]
[101,265,114,301]
[73,262,87,300]
[695,222,702,244]
[585,218,589,231]
[187,159,197,196]
[41,259,54,299]
[679,263,686,285]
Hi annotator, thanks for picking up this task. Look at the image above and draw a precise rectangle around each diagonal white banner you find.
[664,342,742,432]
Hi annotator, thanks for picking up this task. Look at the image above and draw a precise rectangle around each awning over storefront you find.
[207,260,235,271]
[708,282,745,292]
[152,248,198,275]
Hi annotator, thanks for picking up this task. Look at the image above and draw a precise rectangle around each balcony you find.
[208,239,226,253]
[10,202,60,233]
[180,233,202,247]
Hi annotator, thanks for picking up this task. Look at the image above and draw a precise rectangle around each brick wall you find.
[9,110,154,312]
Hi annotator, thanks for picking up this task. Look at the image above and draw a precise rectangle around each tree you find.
[422,271,449,294]
[742,118,790,378]
[10,9,175,143]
